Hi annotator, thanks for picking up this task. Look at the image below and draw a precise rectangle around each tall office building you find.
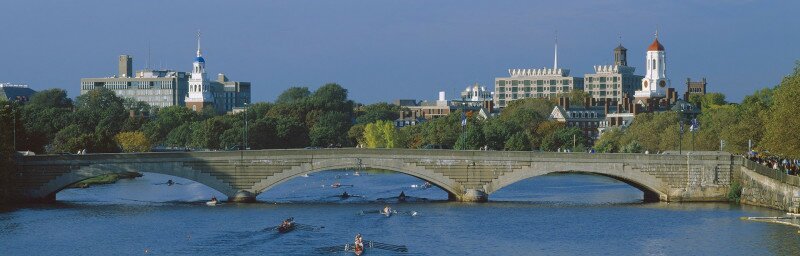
[81,33,251,113]
[80,56,190,108]
[584,44,643,104]
[493,41,583,109]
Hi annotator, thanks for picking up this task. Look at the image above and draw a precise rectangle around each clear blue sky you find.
[1,0,797,104]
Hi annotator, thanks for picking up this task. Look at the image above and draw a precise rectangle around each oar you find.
[261,226,278,231]
[360,210,380,215]
[294,223,324,231]
[365,241,408,252]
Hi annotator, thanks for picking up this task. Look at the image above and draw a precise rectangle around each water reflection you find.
[0,171,797,255]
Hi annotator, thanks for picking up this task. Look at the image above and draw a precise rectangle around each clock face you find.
[659,80,666,87]
[643,80,649,88]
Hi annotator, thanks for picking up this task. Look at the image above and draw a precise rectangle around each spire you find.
[553,30,558,69]
[196,30,202,57]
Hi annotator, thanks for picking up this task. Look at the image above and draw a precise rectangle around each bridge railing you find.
[741,157,800,187]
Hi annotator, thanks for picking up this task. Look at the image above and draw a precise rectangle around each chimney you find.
[672,91,679,104]
[590,97,596,107]
[438,91,446,101]
[633,103,640,115]
[217,73,229,83]
[564,97,570,109]
[400,110,405,120]
[119,55,132,78]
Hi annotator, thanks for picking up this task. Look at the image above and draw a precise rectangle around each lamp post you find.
[4,104,15,151]
[243,103,249,150]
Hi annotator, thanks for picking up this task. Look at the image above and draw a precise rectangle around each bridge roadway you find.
[10,149,735,203]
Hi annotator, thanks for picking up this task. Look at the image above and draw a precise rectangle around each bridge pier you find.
[457,189,488,202]
[229,190,257,203]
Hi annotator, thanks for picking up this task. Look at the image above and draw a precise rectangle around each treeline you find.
[593,64,800,158]
[352,97,592,151]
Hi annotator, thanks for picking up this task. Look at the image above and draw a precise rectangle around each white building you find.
[185,32,215,112]
[634,34,670,101]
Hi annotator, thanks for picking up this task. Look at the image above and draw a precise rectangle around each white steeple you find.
[185,30,213,108]
[634,31,669,99]
[553,31,558,69]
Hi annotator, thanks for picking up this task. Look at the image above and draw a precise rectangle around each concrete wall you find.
[738,159,800,213]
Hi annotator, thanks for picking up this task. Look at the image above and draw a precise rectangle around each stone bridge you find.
[10,149,735,203]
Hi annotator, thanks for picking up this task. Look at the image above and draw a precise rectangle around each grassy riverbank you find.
[70,172,142,188]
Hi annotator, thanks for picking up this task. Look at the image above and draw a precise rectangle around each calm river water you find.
[2,170,799,255]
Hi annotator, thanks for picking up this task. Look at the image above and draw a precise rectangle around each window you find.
[537,87,544,92]
[512,80,519,86]
[550,86,556,91]
[599,77,606,82]
[537,80,544,85]
[524,80,531,86]
[549,80,556,85]
[562,79,570,85]
[511,87,518,92]
[652,59,656,70]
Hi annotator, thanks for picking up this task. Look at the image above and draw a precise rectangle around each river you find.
[2,170,799,255]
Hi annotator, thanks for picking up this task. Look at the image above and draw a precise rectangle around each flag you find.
[461,112,467,127]
[690,118,700,132]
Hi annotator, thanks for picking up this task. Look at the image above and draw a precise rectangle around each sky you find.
[1,0,798,104]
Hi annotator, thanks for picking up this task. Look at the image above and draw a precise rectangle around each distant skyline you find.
[1,0,798,104]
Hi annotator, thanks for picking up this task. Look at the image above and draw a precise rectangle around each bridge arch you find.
[249,157,463,199]
[30,162,239,201]
[485,162,668,202]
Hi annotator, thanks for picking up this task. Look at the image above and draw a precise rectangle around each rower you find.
[382,205,392,215]
[341,191,350,199]
[167,179,174,186]
[210,195,217,202]
[398,191,407,202]
[354,233,363,246]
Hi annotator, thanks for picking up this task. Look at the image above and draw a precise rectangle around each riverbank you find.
[69,172,142,188]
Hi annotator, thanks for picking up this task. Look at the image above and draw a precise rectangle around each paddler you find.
[398,191,407,202]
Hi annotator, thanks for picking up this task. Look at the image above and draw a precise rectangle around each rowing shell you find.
[354,243,364,256]
[277,222,295,233]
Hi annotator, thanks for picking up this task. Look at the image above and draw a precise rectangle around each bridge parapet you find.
[12,149,735,203]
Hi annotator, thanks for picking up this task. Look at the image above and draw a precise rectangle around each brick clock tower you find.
[185,31,214,112]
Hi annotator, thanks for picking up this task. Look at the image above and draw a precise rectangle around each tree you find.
[363,122,385,148]
[248,117,278,149]
[348,124,366,147]
[275,87,311,104]
[115,131,151,152]
[621,140,643,153]
[454,119,485,150]
[594,127,624,153]
[142,106,198,145]
[27,88,73,109]
[21,89,74,153]
[310,111,351,146]
[165,123,194,147]
[0,101,17,202]
[356,102,400,124]
[52,124,93,153]
[73,88,128,153]
[504,132,530,151]
[482,118,509,150]
[763,63,800,157]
